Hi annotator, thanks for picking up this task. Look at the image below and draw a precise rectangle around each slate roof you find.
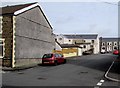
[63,34,98,39]
[100,38,119,42]
[0,2,37,15]
[0,2,53,29]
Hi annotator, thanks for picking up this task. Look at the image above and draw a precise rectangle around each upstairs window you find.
[92,40,94,43]
[59,38,62,40]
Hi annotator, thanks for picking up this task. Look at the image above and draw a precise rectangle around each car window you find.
[57,54,60,57]
[42,54,53,58]
[55,54,59,58]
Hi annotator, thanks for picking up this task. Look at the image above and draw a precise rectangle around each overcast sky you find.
[0,0,119,37]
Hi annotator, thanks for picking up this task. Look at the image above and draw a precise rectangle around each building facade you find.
[0,2,55,68]
[56,34,99,54]
[99,37,118,53]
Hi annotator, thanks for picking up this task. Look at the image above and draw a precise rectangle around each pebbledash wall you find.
[14,7,55,67]
[2,5,55,68]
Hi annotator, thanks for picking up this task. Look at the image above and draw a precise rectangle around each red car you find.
[42,53,66,65]
[113,50,119,55]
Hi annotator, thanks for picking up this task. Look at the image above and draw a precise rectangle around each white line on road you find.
[97,82,102,86]
[100,79,104,83]
[96,79,105,86]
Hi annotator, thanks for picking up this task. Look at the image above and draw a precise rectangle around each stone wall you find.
[2,16,13,67]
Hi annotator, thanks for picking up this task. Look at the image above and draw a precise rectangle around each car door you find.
[58,54,64,63]
[55,54,59,63]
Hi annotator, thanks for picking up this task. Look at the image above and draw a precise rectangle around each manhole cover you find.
[78,71,88,75]
[80,71,88,73]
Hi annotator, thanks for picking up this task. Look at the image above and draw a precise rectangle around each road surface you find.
[2,54,120,87]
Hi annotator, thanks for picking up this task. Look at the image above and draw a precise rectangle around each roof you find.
[100,37,119,42]
[63,34,98,39]
[0,2,37,15]
[0,2,53,29]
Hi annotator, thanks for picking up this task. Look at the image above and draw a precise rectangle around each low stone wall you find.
[15,58,42,68]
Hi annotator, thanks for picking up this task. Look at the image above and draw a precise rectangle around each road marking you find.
[96,79,105,86]
[97,82,102,86]
[100,79,104,83]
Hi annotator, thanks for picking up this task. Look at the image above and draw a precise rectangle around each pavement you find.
[2,64,38,71]
[1,56,79,71]
[104,58,120,82]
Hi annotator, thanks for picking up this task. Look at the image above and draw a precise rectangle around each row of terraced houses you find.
[0,2,119,68]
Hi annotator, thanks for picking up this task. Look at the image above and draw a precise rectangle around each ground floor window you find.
[0,39,4,58]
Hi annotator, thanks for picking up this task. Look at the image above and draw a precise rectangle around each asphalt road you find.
[2,54,120,87]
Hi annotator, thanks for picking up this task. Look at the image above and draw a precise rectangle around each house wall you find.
[14,7,55,67]
[64,38,73,44]
[100,39,118,53]
[55,42,62,51]
[93,38,99,54]
[56,35,64,44]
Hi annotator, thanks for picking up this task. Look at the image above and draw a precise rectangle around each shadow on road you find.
[66,54,119,74]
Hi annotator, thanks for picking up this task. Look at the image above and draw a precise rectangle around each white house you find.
[56,34,99,54]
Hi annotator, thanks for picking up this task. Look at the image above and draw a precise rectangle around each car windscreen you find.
[42,54,53,59]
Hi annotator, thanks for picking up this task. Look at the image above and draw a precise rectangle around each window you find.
[42,54,53,58]
[69,40,71,42]
[55,39,57,41]
[92,40,94,43]
[102,47,105,50]
[90,45,93,48]
[114,42,117,45]
[75,41,76,44]
[107,43,109,45]
[55,54,59,58]
[109,43,112,45]
[114,47,117,50]
[102,42,105,46]
[59,38,62,40]
[83,45,86,48]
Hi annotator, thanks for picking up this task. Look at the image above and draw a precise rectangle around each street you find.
[2,54,120,87]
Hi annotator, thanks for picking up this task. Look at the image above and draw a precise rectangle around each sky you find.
[0,0,119,37]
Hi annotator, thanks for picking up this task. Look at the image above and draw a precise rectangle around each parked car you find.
[101,49,106,54]
[113,50,119,55]
[82,49,93,55]
[42,53,66,65]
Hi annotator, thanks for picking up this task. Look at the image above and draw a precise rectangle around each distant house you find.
[0,2,55,68]
[56,34,99,54]
[99,37,118,53]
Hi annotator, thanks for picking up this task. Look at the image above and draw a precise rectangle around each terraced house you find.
[56,34,100,55]
[0,2,55,68]
[99,37,119,53]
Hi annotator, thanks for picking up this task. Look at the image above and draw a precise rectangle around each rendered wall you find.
[14,7,55,67]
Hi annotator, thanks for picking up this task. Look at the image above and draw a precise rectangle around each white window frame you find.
[0,38,4,58]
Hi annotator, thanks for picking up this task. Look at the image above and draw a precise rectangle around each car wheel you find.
[42,61,45,65]
[54,60,58,66]
[63,59,66,64]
